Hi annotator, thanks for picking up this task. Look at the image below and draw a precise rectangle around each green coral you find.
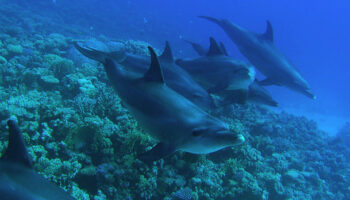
[48,33,69,50]
[43,54,75,79]
[137,175,157,199]
[77,78,97,96]
[123,40,156,56]
[7,44,23,55]
[0,48,8,57]
[71,183,90,200]
[34,33,69,54]
[0,55,7,64]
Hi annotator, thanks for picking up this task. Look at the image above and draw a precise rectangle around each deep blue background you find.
[15,0,350,132]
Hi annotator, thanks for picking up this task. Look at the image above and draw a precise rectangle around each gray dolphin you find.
[247,80,278,107]
[80,45,245,162]
[176,37,256,104]
[199,16,315,99]
[74,41,215,110]
[217,80,278,107]
[184,39,278,107]
[0,119,75,200]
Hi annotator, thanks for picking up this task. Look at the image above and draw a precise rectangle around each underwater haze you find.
[1,0,350,199]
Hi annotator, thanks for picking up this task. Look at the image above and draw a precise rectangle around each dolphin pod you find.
[199,16,316,99]
[75,44,245,162]
[74,41,215,110]
[183,38,278,107]
[0,119,76,200]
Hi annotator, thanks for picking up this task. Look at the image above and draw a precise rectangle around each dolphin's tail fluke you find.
[74,42,126,64]
[198,16,221,24]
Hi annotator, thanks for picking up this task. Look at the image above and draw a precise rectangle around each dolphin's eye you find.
[192,130,202,137]
[192,127,206,137]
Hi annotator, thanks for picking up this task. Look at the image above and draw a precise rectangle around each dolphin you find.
[74,41,215,110]
[176,37,256,104]
[0,119,76,200]
[247,80,278,107]
[217,80,278,107]
[199,16,315,99]
[184,39,278,107]
[78,45,245,162]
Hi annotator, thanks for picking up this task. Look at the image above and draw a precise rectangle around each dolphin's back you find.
[123,54,211,99]
[74,42,214,109]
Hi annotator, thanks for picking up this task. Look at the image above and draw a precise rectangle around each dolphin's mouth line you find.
[233,68,250,74]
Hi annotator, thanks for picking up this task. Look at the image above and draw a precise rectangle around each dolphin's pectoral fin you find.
[207,82,229,94]
[258,78,277,86]
[138,143,176,163]
[220,89,249,106]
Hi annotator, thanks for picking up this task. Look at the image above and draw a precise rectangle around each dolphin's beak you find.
[304,90,316,100]
[236,134,245,144]
[217,130,245,145]
[269,101,279,107]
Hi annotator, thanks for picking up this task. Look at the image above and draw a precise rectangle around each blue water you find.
[42,0,349,128]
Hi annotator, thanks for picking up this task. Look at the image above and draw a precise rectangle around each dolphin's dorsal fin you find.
[1,120,32,168]
[184,39,206,56]
[207,37,224,56]
[260,20,273,42]
[219,42,229,56]
[143,46,165,83]
[159,41,174,62]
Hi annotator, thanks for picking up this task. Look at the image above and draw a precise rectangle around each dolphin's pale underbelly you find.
[180,140,231,154]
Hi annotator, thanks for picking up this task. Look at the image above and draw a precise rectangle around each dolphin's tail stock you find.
[74,42,126,64]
